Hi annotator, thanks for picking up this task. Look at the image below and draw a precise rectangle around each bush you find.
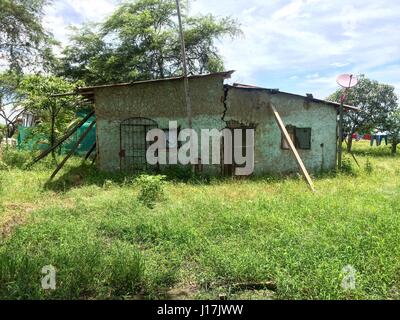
[135,174,166,209]
[340,156,357,176]
[161,165,193,181]
[0,125,6,142]
[102,179,114,189]
[0,148,33,169]
[0,174,3,191]
[365,158,373,175]
[0,160,9,171]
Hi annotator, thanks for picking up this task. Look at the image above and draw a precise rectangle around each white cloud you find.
[271,0,320,20]
[43,0,119,51]
[306,73,320,79]
[43,2,73,50]
[331,62,350,68]
[66,0,118,23]
[195,0,400,98]
[42,0,400,98]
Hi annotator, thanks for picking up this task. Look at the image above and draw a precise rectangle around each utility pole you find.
[176,0,195,173]
[175,0,192,129]
[336,74,357,170]
[338,92,345,169]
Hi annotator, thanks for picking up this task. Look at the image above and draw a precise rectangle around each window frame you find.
[295,127,312,150]
[281,125,312,150]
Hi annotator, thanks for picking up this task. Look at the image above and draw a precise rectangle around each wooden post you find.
[176,0,195,174]
[28,110,95,167]
[270,104,316,192]
[50,120,96,180]
[91,153,97,165]
[337,95,345,169]
[84,142,96,161]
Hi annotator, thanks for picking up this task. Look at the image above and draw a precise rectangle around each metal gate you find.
[120,117,158,171]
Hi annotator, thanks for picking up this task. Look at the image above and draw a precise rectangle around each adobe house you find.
[75,71,357,176]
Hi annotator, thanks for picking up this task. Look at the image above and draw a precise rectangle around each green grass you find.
[0,141,399,300]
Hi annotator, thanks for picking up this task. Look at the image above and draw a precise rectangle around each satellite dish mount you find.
[336,74,358,170]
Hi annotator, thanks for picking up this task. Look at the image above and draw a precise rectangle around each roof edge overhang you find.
[50,71,235,100]
[78,70,234,92]
[226,84,359,112]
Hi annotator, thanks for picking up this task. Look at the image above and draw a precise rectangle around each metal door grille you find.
[120,118,158,171]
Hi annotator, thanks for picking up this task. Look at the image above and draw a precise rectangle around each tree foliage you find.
[327,75,398,151]
[386,109,400,154]
[18,75,83,151]
[0,0,55,73]
[58,25,112,85]
[0,72,25,138]
[59,0,240,85]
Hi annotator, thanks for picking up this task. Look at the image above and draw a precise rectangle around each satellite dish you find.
[337,74,358,88]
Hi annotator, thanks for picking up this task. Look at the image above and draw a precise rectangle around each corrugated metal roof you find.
[228,83,359,111]
[50,72,358,112]
[77,71,235,93]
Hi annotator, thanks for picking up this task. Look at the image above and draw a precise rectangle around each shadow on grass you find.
[43,162,220,192]
[43,163,138,192]
[43,158,343,193]
[45,140,400,193]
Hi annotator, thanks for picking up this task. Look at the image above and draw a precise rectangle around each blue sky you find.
[43,0,400,99]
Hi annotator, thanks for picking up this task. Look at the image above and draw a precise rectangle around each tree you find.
[0,72,25,140]
[0,0,55,73]
[19,75,83,159]
[386,109,400,154]
[58,25,113,85]
[327,75,398,152]
[59,0,240,85]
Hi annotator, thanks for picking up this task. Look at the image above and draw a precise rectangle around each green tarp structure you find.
[17,112,96,156]
[17,126,48,151]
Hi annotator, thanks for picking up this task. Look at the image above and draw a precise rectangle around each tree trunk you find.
[7,125,16,138]
[6,125,10,145]
[392,142,398,154]
[158,56,165,79]
[347,130,354,152]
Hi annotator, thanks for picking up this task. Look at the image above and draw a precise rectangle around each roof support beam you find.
[27,110,95,167]
[50,120,96,180]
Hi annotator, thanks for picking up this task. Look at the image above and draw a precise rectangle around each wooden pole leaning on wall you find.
[50,120,96,180]
[84,142,96,161]
[28,110,95,167]
[270,104,316,192]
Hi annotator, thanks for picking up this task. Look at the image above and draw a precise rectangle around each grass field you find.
[0,141,399,300]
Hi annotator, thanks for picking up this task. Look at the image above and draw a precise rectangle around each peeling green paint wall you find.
[225,87,337,174]
[94,75,226,172]
[94,76,337,175]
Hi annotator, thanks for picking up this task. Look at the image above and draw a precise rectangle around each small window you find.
[281,126,311,150]
[281,126,295,150]
[295,127,311,150]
